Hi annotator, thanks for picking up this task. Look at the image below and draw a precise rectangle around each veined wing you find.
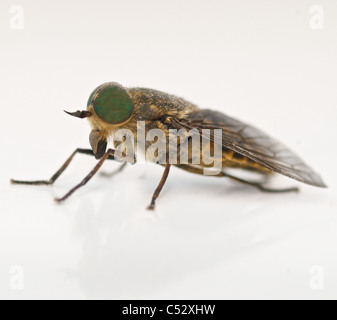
[171,109,326,187]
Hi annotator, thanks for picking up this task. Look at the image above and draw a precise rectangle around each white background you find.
[0,0,336,299]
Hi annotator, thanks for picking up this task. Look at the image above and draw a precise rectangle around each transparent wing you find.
[171,109,326,187]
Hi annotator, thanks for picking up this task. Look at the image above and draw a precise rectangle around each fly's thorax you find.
[128,87,200,120]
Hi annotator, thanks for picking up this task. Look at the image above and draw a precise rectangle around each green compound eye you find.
[87,83,134,124]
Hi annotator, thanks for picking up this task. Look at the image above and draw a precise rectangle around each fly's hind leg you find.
[10,148,115,186]
[175,164,299,193]
[222,172,299,193]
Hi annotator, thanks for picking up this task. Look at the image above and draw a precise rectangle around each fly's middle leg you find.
[147,163,171,210]
[100,162,127,178]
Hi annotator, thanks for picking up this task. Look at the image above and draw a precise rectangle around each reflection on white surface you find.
[0,163,335,299]
[0,0,336,300]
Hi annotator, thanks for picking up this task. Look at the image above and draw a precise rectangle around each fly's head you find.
[65,82,135,159]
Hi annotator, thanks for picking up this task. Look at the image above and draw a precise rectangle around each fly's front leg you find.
[55,149,116,203]
[10,148,115,186]
[147,163,171,210]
